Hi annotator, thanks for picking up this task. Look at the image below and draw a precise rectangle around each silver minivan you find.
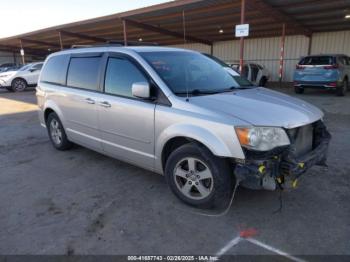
[37,46,330,208]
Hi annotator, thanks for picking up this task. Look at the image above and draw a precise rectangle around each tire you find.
[164,143,234,208]
[294,86,304,94]
[11,78,27,92]
[46,112,73,150]
[259,77,267,87]
[336,79,347,96]
[5,86,14,92]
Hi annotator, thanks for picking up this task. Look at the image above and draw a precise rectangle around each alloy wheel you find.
[13,79,26,91]
[173,157,214,200]
[50,119,63,145]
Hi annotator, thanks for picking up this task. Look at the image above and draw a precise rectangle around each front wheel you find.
[165,143,233,208]
[11,78,27,92]
[47,112,73,150]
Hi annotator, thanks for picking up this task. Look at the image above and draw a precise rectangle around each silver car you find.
[36,46,330,208]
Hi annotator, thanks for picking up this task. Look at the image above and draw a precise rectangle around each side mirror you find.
[132,82,151,99]
[29,68,37,72]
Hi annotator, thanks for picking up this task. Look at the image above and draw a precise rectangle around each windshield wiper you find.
[174,89,221,95]
[220,86,255,92]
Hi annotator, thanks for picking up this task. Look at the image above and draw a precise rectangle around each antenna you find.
[183,10,189,102]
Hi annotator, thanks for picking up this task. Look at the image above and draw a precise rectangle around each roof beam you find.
[247,0,312,36]
[137,1,244,23]
[58,30,107,43]
[20,38,62,48]
[123,18,212,46]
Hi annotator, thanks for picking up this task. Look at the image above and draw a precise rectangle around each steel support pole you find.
[239,0,245,75]
[182,10,186,44]
[279,23,286,84]
[19,39,25,65]
[58,31,64,50]
[123,20,128,46]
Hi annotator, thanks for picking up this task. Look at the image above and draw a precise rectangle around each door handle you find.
[99,101,111,108]
[85,98,95,104]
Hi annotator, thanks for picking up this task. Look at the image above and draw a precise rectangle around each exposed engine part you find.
[234,120,331,190]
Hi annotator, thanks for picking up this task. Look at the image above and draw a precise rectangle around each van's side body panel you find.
[37,46,325,178]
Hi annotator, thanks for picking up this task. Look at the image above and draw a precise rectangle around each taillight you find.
[296,64,304,70]
[323,64,339,69]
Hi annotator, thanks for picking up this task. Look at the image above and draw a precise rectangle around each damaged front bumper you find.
[234,121,331,190]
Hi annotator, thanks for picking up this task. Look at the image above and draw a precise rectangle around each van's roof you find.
[51,46,194,56]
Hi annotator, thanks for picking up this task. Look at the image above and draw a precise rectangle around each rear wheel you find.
[165,143,233,208]
[11,78,27,92]
[337,79,347,96]
[294,86,304,94]
[47,112,73,150]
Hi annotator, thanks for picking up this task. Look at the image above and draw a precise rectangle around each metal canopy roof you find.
[0,0,349,57]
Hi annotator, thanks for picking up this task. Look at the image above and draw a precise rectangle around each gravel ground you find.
[0,86,349,258]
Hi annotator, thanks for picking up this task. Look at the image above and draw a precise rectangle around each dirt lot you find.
[0,86,349,258]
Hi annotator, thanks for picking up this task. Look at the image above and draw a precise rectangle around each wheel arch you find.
[43,101,66,127]
[11,77,28,85]
[11,77,28,88]
[157,124,234,172]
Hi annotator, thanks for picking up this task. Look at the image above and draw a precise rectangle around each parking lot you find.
[0,86,349,258]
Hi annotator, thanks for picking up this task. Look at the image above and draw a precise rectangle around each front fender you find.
[155,123,243,172]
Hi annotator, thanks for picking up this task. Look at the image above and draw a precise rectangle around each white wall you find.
[0,51,17,65]
[0,51,36,65]
[172,30,350,82]
[171,42,211,53]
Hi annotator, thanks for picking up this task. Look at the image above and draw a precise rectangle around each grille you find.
[287,124,314,157]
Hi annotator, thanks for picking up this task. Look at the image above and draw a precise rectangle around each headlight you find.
[0,74,10,78]
[235,126,290,151]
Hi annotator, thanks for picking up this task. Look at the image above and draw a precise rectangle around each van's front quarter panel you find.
[154,102,246,173]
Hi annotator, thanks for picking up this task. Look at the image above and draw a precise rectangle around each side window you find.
[40,55,69,85]
[104,57,148,98]
[32,63,43,70]
[67,57,101,91]
[344,56,350,66]
[338,56,345,65]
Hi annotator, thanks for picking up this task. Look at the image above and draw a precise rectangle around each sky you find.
[0,0,169,38]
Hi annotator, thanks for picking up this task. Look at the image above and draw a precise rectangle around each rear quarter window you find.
[67,57,102,91]
[40,55,70,85]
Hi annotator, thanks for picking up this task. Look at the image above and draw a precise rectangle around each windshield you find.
[19,64,32,71]
[140,51,252,95]
[203,53,230,67]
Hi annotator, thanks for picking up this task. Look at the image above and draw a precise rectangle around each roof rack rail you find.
[107,40,159,46]
[70,41,158,49]
[71,44,94,48]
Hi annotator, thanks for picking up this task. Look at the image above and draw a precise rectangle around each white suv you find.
[0,62,43,92]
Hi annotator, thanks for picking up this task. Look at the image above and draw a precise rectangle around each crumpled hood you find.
[189,87,323,129]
